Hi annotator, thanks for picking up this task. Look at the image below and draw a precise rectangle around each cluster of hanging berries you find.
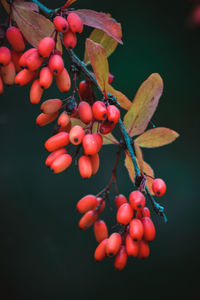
[77,179,166,270]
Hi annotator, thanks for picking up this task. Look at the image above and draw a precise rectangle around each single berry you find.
[11,50,22,72]
[57,111,70,128]
[141,217,156,242]
[94,239,108,261]
[115,194,128,209]
[45,148,67,167]
[138,239,150,259]
[99,120,115,135]
[152,178,166,197]
[82,134,98,156]
[90,153,100,175]
[45,132,70,152]
[129,190,146,210]
[39,67,53,89]
[53,16,69,33]
[125,234,139,257]
[36,112,59,127]
[94,220,108,243]
[116,203,134,225]
[26,50,43,71]
[48,54,64,76]
[92,101,107,121]
[63,30,77,49]
[38,37,55,58]
[78,155,93,178]
[78,101,93,124]
[129,219,144,242]
[6,26,25,52]
[51,153,72,173]
[79,210,97,230]
[41,99,63,114]
[67,13,83,33]
[30,79,44,104]
[19,48,37,69]
[78,80,93,101]
[93,133,103,152]
[1,61,16,86]
[106,233,122,257]
[0,47,11,66]
[107,105,120,124]
[55,68,71,92]
[69,125,85,145]
[114,246,128,270]
[77,195,98,214]
[15,69,37,86]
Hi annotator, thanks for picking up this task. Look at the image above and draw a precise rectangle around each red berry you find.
[106,233,122,257]
[94,239,108,261]
[41,99,63,114]
[11,50,22,72]
[19,48,37,69]
[114,246,128,270]
[152,178,166,197]
[142,207,151,218]
[38,37,55,58]
[1,61,16,86]
[57,111,70,128]
[67,13,83,33]
[78,155,93,178]
[53,16,69,33]
[45,148,67,167]
[77,195,98,214]
[30,79,44,104]
[78,80,93,101]
[99,120,115,135]
[129,219,144,242]
[78,101,93,124]
[129,190,146,210]
[63,30,77,49]
[138,240,150,259]
[93,133,103,152]
[82,134,98,156]
[94,220,108,243]
[48,54,64,76]
[45,132,70,152]
[125,234,139,257]
[107,105,120,124]
[50,153,72,173]
[108,73,115,84]
[39,67,53,89]
[15,69,36,86]
[92,101,107,121]
[26,50,43,71]
[0,47,11,66]
[6,27,25,52]
[117,203,133,225]
[90,153,100,175]
[55,68,71,92]
[141,217,156,242]
[115,194,128,209]
[69,125,85,145]
[79,210,97,230]
[36,112,59,127]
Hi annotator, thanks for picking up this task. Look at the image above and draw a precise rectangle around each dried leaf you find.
[134,142,144,174]
[1,0,38,14]
[62,0,77,9]
[86,39,109,93]
[107,84,132,110]
[72,9,123,44]
[143,161,155,195]
[12,2,62,53]
[84,29,118,64]
[135,127,179,148]
[124,73,163,137]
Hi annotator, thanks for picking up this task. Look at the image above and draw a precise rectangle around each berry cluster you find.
[77,179,166,270]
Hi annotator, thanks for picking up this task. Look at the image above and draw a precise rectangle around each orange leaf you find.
[84,29,118,65]
[12,2,62,53]
[72,9,123,44]
[125,151,136,184]
[135,127,179,148]
[62,0,77,9]
[134,142,144,174]
[107,84,132,110]
[86,39,109,93]
[143,161,155,195]
[124,73,163,137]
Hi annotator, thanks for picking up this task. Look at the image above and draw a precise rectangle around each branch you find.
[32,0,53,14]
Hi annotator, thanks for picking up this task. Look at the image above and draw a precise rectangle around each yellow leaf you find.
[107,84,132,110]
[71,118,85,128]
[124,73,163,137]
[135,127,179,148]
[86,39,109,93]
[143,161,155,195]
[125,152,136,183]
[134,142,144,174]
[84,29,118,65]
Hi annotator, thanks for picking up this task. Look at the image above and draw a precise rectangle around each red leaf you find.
[71,9,123,44]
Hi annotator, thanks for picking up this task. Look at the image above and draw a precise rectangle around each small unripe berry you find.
[41,99,63,114]
[78,155,93,178]
[78,101,93,124]
[92,101,107,121]
[93,133,103,152]
[55,68,71,92]
[45,148,67,167]
[48,54,64,75]
[67,13,83,33]
[6,27,25,52]
[138,239,150,259]
[141,217,156,242]
[129,219,144,242]
[45,132,70,152]
[53,16,69,33]
[125,234,139,257]
[51,153,72,173]
[15,69,36,86]
[57,111,70,128]
[1,61,16,86]
[69,125,85,145]
[90,153,100,175]
[79,210,97,230]
[77,195,98,214]
[39,67,53,89]
[38,37,55,58]
[19,48,37,69]
[152,178,166,197]
[82,134,98,156]
[116,203,133,225]
[94,220,108,243]
[114,246,128,270]
[30,79,44,104]
[115,194,128,209]
[99,120,115,135]
[0,47,11,66]
[26,50,43,71]
[106,233,122,257]
[94,239,108,261]
[36,112,59,127]
[107,105,120,124]
[129,190,146,210]
[63,30,77,48]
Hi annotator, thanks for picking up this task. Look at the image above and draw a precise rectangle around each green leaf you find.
[84,29,118,65]
[135,127,179,148]
[123,73,163,137]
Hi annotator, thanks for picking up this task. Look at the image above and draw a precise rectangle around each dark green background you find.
[0,0,199,299]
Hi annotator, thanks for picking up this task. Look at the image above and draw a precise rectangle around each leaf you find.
[12,2,62,53]
[72,9,123,44]
[107,84,132,110]
[135,127,179,148]
[134,142,144,174]
[124,73,163,137]
[143,161,155,195]
[1,0,11,13]
[125,151,135,183]
[1,0,28,14]
[62,0,77,9]
[70,118,85,128]
[84,29,118,65]
[86,39,109,93]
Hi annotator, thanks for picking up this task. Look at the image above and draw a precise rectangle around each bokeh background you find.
[0,0,199,299]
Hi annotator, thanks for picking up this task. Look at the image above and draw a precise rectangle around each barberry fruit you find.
[53,16,69,33]
[82,134,98,156]
[0,47,11,66]
[79,210,97,230]
[141,217,156,242]
[107,105,120,124]
[36,112,59,127]
[78,101,93,124]
[90,153,100,175]
[45,148,67,167]
[78,155,93,178]
[94,239,108,261]
[39,67,53,89]
[77,195,98,214]
[1,61,16,86]
[30,79,44,104]
[94,220,108,243]
[50,153,72,173]
[115,194,128,209]
[6,26,25,52]
[45,132,70,152]
[48,54,64,75]
[55,68,71,92]
[67,13,83,33]
[125,234,139,257]
[138,239,150,259]
[63,30,77,49]
[69,125,85,145]
[92,101,107,121]
[106,233,122,257]
[152,178,166,197]
[38,37,55,58]
[41,99,63,114]
[114,246,128,270]
[129,219,144,242]
[116,203,134,225]
[129,190,146,210]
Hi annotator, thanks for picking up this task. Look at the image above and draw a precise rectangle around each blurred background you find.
[0,0,199,299]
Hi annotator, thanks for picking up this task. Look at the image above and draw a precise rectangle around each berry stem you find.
[145,186,167,222]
